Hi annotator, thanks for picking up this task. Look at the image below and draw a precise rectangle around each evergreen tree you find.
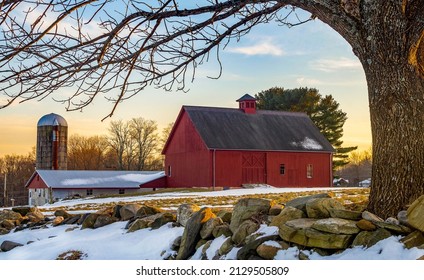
[256,87,357,169]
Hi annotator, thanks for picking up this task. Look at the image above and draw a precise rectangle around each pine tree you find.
[256,87,357,169]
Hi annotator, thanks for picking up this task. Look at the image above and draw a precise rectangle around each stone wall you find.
[2,194,424,260]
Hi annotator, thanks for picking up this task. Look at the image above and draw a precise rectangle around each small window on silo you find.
[52,130,58,141]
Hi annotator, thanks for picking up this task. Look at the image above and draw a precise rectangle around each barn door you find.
[242,153,266,184]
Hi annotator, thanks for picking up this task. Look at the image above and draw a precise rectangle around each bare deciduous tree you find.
[130,117,159,171]
[1,0,424,217]
[108,119,132,170]
[160,122,174,151]
[67,134,109,170]
[107,118,159,170]
[0,151,35,206]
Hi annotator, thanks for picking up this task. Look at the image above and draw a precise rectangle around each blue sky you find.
[0,10,370,156]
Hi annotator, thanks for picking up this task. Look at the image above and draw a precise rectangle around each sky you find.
[0,7,371,156]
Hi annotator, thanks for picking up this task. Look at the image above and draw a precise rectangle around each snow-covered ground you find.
[1,186,423,261]
[1,186,423,280]
[1,218,423,260]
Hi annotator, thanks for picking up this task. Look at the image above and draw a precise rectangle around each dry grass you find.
[56,250,87,260]
[42,187,370,214]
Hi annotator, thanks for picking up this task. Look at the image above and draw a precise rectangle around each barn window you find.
[280,164,285,175]
[119,189,125,195]
[29,191,32,198]
[307,164,313,178]
[86,189,93,196]
[168,165,172,177]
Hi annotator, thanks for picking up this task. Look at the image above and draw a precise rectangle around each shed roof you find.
[181,106,334,152]
[236,93,256,102]
[26,170,165,189]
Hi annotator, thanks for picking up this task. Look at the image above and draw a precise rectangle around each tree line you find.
[67,118,174,171]
[0,86,358,207]
[0,118,173,206]
[0,151,35,207]
[335,148,372,187]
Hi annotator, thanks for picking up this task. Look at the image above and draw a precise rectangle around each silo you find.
[36,113,68,170]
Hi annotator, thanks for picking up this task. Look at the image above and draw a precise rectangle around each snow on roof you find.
[30,170,165,189]
[291,137,323,150]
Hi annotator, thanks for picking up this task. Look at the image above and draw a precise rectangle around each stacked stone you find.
[1,195,424,259]
[169,194,424,260]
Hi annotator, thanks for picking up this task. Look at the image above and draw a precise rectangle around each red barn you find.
[162,94,334,188]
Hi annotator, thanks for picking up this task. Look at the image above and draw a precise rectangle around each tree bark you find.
[353,2,424,218]
[366,65,424,218]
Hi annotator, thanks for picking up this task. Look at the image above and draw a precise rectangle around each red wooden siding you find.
[27,174,49,189]
[211,150,332,188]
[139,176,167,189]
[164,112,211,187]
[214,151,242,187]
[265,151,332,187]
[241,152,266,184]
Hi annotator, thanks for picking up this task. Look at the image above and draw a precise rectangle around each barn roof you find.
[26,170,165,189]
[182,106,334,152]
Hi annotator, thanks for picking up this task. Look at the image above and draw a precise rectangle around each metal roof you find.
[27,170,165,189]
[183,106,334,152]
[37,113,68,127]
[236,94,256,102]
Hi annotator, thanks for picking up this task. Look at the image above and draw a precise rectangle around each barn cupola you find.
[236,94,257,114]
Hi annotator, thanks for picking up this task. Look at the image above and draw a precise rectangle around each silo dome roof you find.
[37,113,68,127]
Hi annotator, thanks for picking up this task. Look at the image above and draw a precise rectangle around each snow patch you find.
[291,137,323,150]
[61,177,115,186]
[254,225,279,238]
[61,172,165,186]
[263,240,283,248]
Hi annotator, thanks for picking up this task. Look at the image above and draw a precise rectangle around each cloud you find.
[227,41,285,56]
[310,57,361,72]
[296,77,323,86]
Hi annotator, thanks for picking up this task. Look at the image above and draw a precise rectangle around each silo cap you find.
[37,113,68,127]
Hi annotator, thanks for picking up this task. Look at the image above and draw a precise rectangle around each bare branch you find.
[0,0,358,119]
